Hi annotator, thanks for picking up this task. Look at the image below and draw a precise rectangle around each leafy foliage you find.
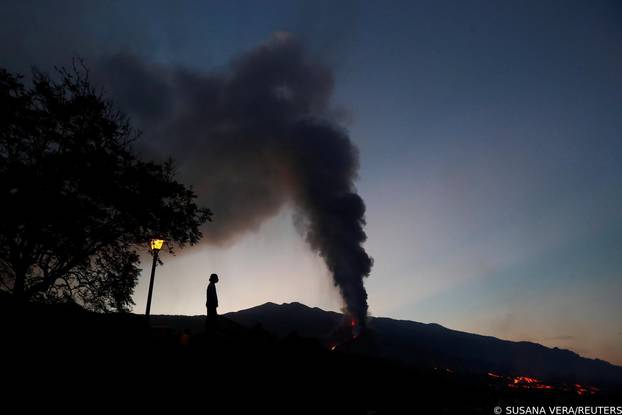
[0,63,212,311]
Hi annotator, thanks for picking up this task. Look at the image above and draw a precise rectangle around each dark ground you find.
[1,298,620,414]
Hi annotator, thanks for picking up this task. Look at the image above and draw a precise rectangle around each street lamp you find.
[145,238,165,317]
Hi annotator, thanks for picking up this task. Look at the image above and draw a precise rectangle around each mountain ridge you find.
[209,301,622,388]
[227,301,619,367]
[153,300,619,371]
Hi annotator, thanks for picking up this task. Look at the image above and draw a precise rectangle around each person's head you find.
[209,273,219,283]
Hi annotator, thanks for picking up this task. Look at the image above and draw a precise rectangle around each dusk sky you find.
[2,0,621,365]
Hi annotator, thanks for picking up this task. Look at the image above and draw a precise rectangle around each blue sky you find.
[2,0,621,364]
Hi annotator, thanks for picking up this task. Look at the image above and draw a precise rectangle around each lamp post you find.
[145,238,164,317]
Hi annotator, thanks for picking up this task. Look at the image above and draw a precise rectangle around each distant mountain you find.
[223,302,622,388]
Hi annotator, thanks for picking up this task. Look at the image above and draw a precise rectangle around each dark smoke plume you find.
[94,33,372,323]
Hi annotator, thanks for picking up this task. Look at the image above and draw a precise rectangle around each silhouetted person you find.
[205,273,219,331]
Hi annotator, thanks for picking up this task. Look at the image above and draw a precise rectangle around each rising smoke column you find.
[94,33,373,323]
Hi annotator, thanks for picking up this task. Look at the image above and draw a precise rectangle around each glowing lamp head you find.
[149,239,165,251]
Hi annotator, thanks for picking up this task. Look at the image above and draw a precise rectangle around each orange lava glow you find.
[574,383,599,396]
[350,318,359,339]
[513,376,539,385]
[487,372,599,396]
[508,375,555,390]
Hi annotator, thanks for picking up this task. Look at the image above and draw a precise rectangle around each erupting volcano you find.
[93,33,373,325]
[351,317,362,338]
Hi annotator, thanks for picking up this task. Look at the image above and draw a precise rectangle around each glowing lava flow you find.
[488,373,555,390]
[328,317,362,351]
[487,372,598,396]
[575,383,599,396]
[510,376,552,388]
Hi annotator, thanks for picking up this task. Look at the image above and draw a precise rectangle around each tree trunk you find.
[11,257,33,301]
[13,268,26,300]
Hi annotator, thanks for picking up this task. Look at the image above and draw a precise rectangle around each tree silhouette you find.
[0,63,212,311]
